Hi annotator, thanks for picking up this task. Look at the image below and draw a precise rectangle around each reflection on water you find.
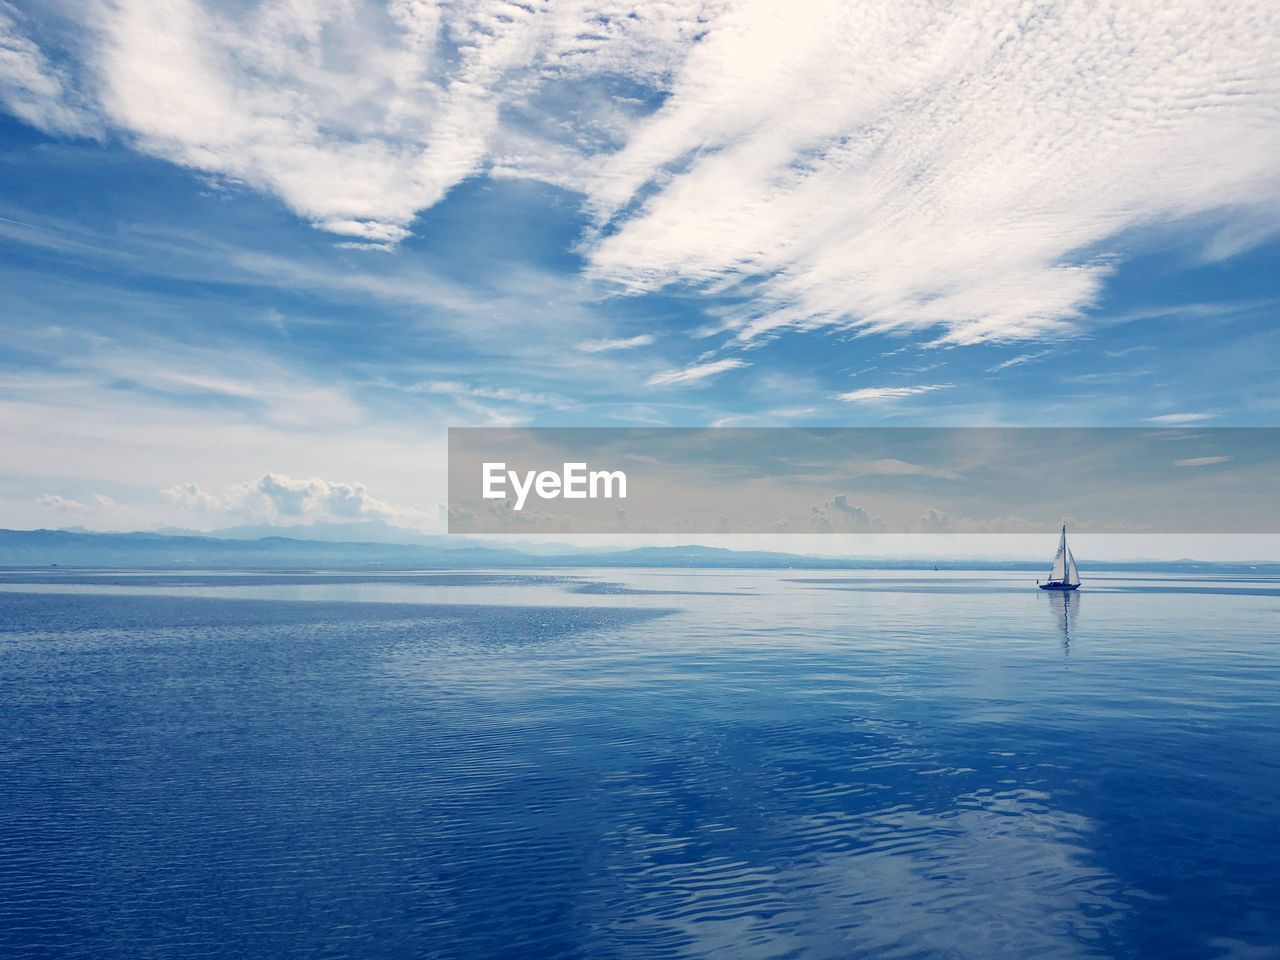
[1047,589,1080,656]
[0,568,1278,959]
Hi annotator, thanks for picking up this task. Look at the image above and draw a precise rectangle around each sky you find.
[1,0,1278,557]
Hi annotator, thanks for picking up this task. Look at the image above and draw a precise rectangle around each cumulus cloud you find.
[37,493,88,511]
[917,508,953,534]
[36,492,115,514]
[647,357,750,386]
[834,384,950,403]
[163,472,404,523]
[3,0,1278,341]
[809,494,882,533]
[161,481,221,512]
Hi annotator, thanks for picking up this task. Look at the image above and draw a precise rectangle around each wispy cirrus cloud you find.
[766,405,818,419]
[17,0,711,247]
[647,357,750,387]
[1175,456,1231,468]
[0,6,98,137]
[834,384,951,403]
[1148,412,1216,424]
[576,334,655,353]
[581,0,1280,345]
[2,0,1275,345]
[988,351,1051,373]
[411,380,567,407]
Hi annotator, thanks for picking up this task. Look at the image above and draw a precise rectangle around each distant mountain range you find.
[145,520,597,554]
[2,525,1277,573]
[0,528,864,569]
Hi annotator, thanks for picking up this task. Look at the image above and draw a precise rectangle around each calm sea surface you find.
[1,568,1278,959]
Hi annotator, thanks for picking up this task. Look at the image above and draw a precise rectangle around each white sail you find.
[1048,526,1067,581]
[1066,549,1080,586]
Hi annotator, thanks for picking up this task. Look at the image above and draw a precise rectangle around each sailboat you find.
[1039,523,1081,591]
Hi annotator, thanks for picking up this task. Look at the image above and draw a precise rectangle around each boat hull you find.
[1039,582,1080,591]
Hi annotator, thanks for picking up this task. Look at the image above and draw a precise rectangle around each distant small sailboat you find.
[1039,523,1081,591]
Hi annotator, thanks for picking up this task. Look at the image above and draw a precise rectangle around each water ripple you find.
[1,571,1278,958]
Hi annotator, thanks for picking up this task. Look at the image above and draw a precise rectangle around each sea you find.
[1,568,1277,959]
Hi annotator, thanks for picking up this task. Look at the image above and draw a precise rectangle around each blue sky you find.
[1,0,1278,550]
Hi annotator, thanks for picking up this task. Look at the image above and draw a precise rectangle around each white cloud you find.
[1,0,1277,343]
[404,379,565,425]
[766,405,817,419]
[1174,456,1231,468]
[34,491,116,519]
[28,0,712,247]
[163,472,403,522]
[413,380,565,406]
[1103,345,1156,359]
[834,384,950,403]
[580,0,1280,345]
[809,494,881,533]
[1148,412,1216,424]
[988,351,1051,373]
[918,508,953,534]
[576,334,655,353]
[646,357,750,386]
[854,459,962,481]
[37,493,88,511]
[0,7,98,136]
[0,362,454,532]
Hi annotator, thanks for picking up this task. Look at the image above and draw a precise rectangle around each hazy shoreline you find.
[3,528,1278,573]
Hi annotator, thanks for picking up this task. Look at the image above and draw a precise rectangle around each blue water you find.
[1,569,1277,959]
